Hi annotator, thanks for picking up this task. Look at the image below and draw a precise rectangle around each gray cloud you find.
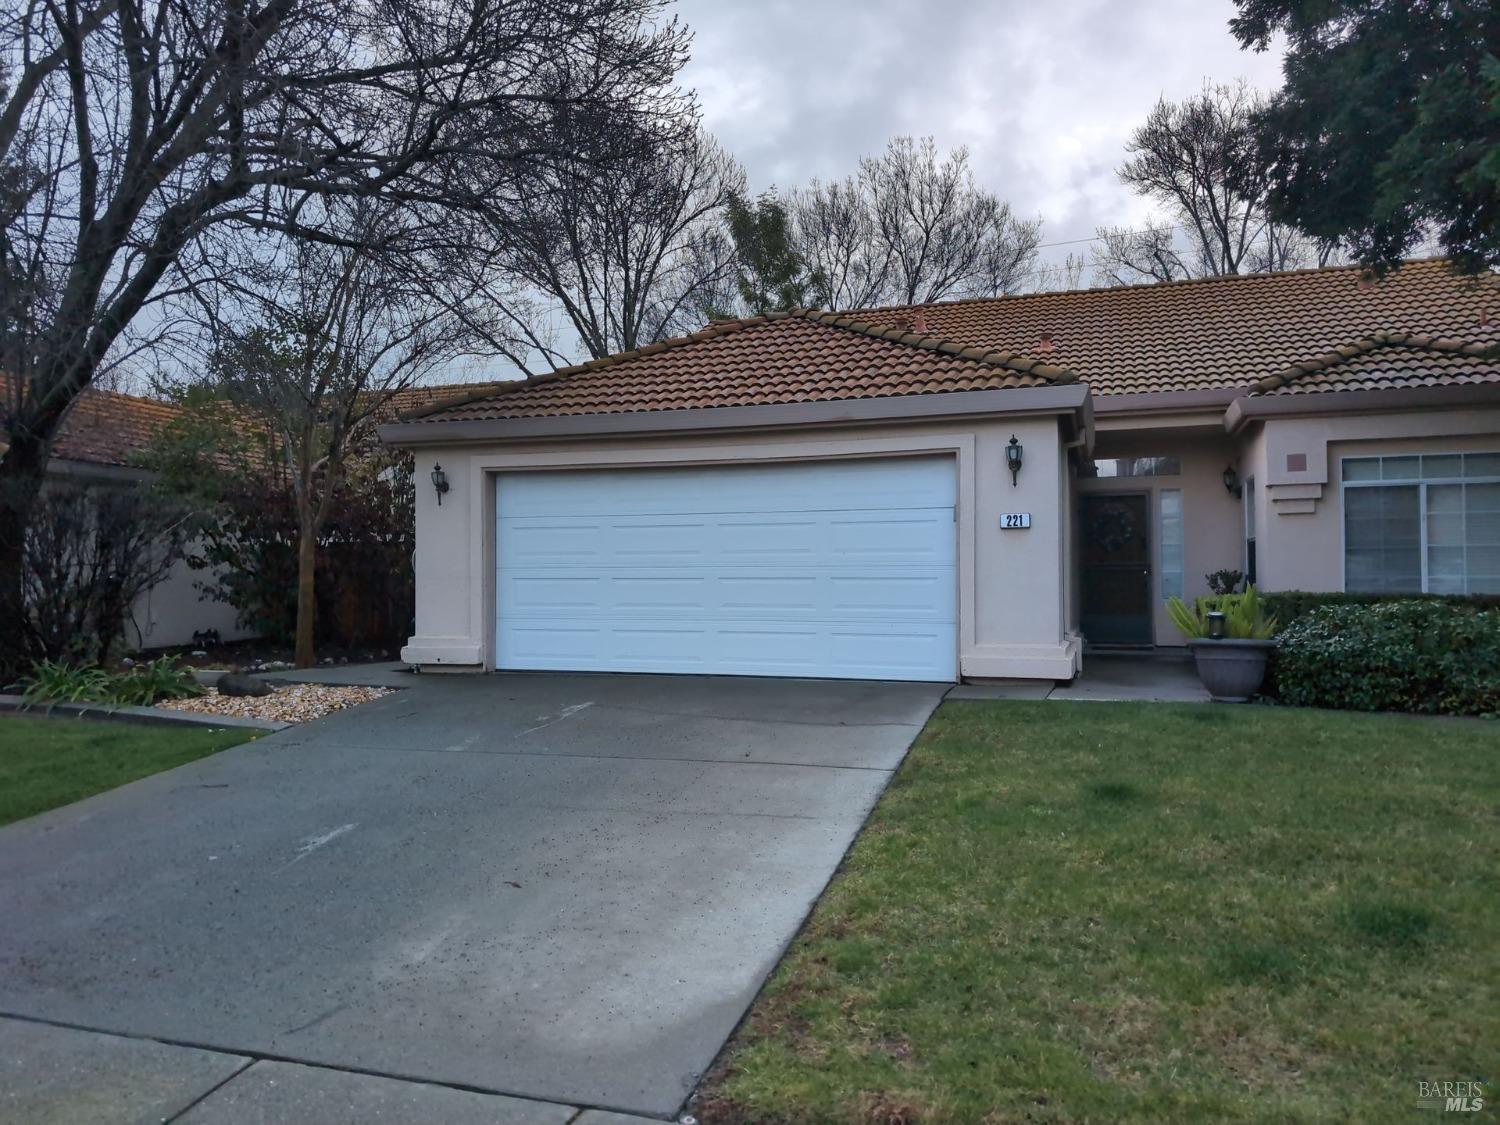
[675,0,1286,281]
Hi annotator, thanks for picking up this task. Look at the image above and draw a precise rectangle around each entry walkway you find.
[948,652,1210,703]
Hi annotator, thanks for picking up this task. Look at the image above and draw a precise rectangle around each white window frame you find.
[1339,451,1500,594]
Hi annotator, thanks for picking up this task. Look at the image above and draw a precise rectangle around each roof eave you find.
[1224,382,1500,433]
[378,384,1091,448]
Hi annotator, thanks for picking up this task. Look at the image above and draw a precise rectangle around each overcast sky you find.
[675,0,1286,287]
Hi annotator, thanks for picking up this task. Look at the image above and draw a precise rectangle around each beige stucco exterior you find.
[396,406,1087,681]
[1235,404,1500,592]
[387,382,1500,681]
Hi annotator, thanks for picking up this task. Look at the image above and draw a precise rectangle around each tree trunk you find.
[294,514,317,668]
[0,433,51,677]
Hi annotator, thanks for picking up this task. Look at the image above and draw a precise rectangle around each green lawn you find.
[699,702,1499,1124]
[0,715,258,826]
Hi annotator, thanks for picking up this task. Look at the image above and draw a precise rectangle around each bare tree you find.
[0,0,688,671]
[787,137,1041,310]
[470,127,744,366]
[23,479,193,665]
[790,176,892,310]
[1032,252,1091,293]
[190,202,486,667]
[1092,80,1330,285]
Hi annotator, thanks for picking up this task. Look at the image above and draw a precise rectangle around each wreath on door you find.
[1089,507,1137,555]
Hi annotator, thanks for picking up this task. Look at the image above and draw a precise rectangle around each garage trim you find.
[494,456,960,681]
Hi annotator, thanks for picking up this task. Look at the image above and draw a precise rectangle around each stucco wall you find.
[1075,431,1245,646]
[128,553,257,651]
[1250,407,1500,592]
[403,414,1081,681]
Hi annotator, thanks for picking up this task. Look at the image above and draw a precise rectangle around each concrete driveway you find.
[0,671,944,1122]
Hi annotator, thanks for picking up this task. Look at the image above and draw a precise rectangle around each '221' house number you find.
[1000,512,1032,530]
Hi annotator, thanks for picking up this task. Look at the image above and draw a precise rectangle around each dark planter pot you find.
[1187,638,1275,702]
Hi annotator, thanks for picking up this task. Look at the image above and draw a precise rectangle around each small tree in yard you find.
[147,402,415,651]
[196,206,476,667]
[21,480,193,665]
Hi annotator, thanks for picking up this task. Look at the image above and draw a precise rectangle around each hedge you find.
[1273,601,1500,717]
[1260,590,1500,625]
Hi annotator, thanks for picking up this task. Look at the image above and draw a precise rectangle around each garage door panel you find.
[499,509,949,571]
[498,618,953,679]
[828,511,954,564]
[497,458,956,681]
[500,568,951,622]
[496,458,955,518]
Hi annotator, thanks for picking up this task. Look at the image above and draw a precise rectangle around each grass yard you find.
[0,715,258,827]
[698,701,1499,1124]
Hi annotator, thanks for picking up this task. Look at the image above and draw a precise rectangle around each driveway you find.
[0,672,944,1121]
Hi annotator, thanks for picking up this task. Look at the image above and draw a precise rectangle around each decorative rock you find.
[217,672,275,698]
[190,650,208,657]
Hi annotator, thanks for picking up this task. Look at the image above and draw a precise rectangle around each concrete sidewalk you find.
[947,653,1211,703]
[0,1016,659,1124]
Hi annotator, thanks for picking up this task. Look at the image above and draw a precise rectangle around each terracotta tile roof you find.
[852,258,1498,397]
[402,258,1498,424]
[1253,329,1500,395]
[402,309,1075,423]
[0,378,184,468]
[1,377,480,468]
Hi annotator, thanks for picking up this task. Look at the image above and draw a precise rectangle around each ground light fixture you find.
[1222,465,1243,498]
[1006,435,1023,486]
[1207,610,1227,639]
[431,463,450,505]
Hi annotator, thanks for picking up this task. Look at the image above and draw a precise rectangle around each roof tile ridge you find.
[787,308,1079,384]
[398,315,776,421]
[1252,328,1500,392]
[846,257,1463,317]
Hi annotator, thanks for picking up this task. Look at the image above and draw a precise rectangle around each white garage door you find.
[495,457,957,681]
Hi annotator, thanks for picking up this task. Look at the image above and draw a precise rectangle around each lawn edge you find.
[0,694,289,732]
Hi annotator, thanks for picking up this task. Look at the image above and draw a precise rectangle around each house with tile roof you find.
[0,381,257,650]
[378,258,1500,682]
[3,379,483,653]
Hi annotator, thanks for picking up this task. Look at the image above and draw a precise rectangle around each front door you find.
[1080,493,1153,645]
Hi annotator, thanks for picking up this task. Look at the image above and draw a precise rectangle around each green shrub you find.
[1274,601,1500,716]
[21,657,203,707]
[19,661,113,703]
[1165,585,1278,639]
[1262,590,1500,626]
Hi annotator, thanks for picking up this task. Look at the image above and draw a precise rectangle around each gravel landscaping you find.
[158,683,393,724]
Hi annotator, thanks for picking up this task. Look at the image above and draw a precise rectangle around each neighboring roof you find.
[9,383,184,468]
[401,309,1075,424]
[1251,329,1500,396]
[852,258,1498,397]
[1,377,480,469]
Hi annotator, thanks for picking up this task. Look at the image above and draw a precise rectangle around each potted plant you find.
[1166,585,1279,702]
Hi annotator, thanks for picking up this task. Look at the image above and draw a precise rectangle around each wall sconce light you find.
[1222,465,1242,499]
[431,463,450,505]
[1006,435,1023,486]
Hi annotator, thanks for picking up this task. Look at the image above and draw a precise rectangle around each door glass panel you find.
[1160,490,1184,600]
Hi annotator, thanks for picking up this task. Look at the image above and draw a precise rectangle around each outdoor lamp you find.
[431,463,450,505]
[1222,465,1242,498]
[1006,435,1023,486]
[1207,610,1227,640]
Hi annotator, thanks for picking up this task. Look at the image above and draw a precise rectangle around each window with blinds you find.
[1342,453,1500,594]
